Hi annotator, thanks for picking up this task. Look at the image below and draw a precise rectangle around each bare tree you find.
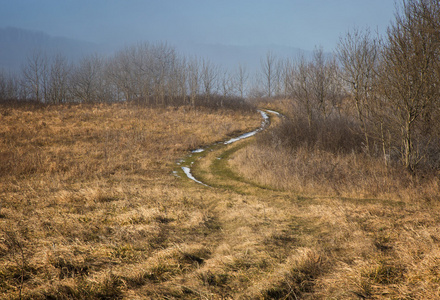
[235,63,248,98]
[279,58,292,99]
[260,51,277,98]
[337,27,379,154]
[21,50,49,102]
[187,57,200,107]
[0,70,21,101]
[287,55,313,126]
[107,42,187,106]
[309,47,339,119]
[166,50,184,103]
[378,0,440,171]
[0,72,9,101]
[70,54,109,103]
[220,68,234,98]
[175,56,188,104]
[273,58,285,97]
[200,58,219,102]
[107,46,139,102]
[47,54,71,104]
[149,43,176,105]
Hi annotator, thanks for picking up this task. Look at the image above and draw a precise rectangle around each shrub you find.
[257,113,365,155]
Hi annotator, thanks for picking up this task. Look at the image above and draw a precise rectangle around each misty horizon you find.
[0,26,313,74]
[0,1,396,72]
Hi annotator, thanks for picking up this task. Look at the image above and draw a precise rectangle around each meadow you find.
[1,100,440,299]
[0,102,261,299]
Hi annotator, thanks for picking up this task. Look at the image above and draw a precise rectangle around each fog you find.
[0,0,395,72]
[0,1,395,48]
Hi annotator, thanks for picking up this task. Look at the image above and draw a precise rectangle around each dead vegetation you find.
[0,102,263,299]
[226,100,440,298]
[1,100,440,299]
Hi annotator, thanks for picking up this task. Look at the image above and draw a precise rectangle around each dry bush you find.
[261,113,364,154]
[190,94,255,112]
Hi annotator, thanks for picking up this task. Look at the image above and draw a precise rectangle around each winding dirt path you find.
[176,109,280,190]
[168,109,345,299]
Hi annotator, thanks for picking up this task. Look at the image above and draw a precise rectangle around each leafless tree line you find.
[0,42,251,108]
[338,0,440,172]
[253,47,343,121]
[254,0,440,172]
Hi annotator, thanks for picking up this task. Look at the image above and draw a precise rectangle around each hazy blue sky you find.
[0,0,396,51]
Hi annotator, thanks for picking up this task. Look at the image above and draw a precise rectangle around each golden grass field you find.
[1,101,440,299]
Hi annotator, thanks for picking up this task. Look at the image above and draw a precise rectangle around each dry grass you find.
[0,102,262,299]
[232,99,440,201]
[0,102,257,180]
[230,143,440,200]
[224,100,440,299]
[2,101,440,299]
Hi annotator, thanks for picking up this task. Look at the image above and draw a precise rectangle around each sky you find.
[0,0,397,52]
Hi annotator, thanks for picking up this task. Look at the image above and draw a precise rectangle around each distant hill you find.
[0,27,106,72]
[0,27,312,76]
